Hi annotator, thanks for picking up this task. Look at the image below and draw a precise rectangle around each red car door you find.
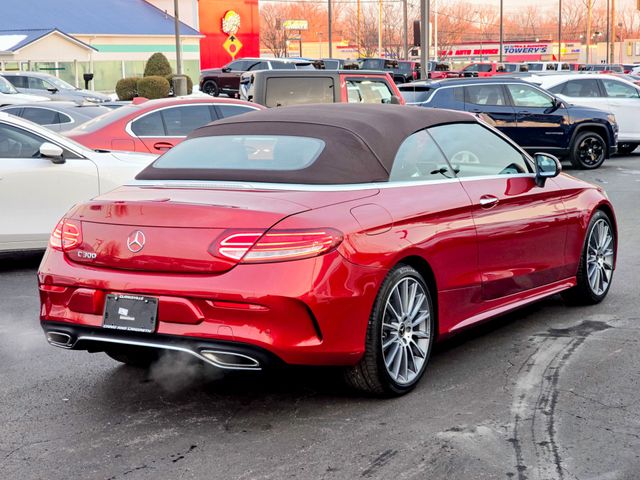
[132,104,216,154]
[430,123,569,301]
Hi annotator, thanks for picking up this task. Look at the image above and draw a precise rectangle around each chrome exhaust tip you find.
[200,350,261,370]
[47,331,74,349]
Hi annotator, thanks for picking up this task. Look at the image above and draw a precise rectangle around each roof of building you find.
[0,0,200,36]
[0,29,97,53]
[137,104,476,185]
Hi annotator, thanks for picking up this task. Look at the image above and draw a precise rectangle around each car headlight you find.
[607,113,617,125]
[85,97,104,103]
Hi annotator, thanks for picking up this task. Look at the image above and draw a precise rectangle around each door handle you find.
[479,195,499,208]
[153,142,174,151]
[517,110,531,114]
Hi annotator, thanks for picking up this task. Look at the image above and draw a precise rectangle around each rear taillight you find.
[211,228,343,264]
[49,219,82,251]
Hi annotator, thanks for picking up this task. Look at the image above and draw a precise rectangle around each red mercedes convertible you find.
[38,104,617,396]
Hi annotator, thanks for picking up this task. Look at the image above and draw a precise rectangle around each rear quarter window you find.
[265,77,335,107]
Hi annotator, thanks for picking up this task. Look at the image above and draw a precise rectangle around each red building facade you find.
[198,0,260,69]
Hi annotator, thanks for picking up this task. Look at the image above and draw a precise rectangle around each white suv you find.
[536,74,640,155]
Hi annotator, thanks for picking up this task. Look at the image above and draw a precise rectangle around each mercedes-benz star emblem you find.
[127,230,146,253]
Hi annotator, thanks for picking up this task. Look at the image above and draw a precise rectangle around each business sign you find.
[503,44,550,55]
[283,20,308,31]
[440,43,551,58]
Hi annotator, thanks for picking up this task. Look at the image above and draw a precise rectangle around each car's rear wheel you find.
[202,80,219,97]
[617,142,638,155]
[570,131,607,169]
[106,346,159,368]
[562,210,615,305]
[344,265,435,396]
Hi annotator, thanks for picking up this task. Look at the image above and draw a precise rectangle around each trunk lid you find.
[66,185,377,273]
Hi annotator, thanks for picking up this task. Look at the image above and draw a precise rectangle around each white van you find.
[527,62,572,72]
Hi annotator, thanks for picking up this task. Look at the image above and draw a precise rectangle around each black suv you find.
[398,78,618,169]
[199,58,315,97]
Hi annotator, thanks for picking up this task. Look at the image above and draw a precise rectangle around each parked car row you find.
[398,77,618,169]
[0,71,111,103]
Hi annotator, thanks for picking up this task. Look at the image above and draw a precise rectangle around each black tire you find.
[202,80,219,97]
[561,210,615,305]
[344,265,435,396]
[105,346,159,368]
[570,131,607,169]
[617,143,638,156]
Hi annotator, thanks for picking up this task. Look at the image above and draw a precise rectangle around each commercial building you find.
[0,0,260,92]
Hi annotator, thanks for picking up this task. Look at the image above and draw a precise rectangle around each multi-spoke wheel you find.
[586,218,615,296]
[570,131,606,170]
[562,210,616,304]
[345,265,435,396]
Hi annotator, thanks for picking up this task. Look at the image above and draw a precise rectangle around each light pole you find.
[378,0,383,57]
[403,0,408,59]
[173,0,183,75]
[328,0,333,58]
[499,0,504,62]
[434,0,439,61]
[557,0,562,61]
[420,0,430,79]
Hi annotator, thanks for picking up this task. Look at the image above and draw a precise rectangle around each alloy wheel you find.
[586,218,614,296]
[577,136,605,167]
[381,277,431,385]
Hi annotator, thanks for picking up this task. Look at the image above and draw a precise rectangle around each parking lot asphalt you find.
[2,154,640,480]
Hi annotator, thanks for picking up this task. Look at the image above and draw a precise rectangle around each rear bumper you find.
[42,321,279,371]
[38,248,384,366]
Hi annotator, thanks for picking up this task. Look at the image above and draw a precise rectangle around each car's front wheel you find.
[344,265,435,396]
[562,210,615,305]
[202,80,219,97]
[617,142,638,155]
[570,131,607,169]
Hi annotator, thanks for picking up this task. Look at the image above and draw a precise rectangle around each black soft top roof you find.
[137,104,476,185]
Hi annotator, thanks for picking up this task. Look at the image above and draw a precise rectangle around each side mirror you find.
[534,152,561,187]
[40,142,65,164]
[221,67,231,73]
[47,88,59,93]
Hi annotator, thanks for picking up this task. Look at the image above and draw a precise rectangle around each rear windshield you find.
[70,105,137,132]
[398,85,432,103]
[152,135,325,171]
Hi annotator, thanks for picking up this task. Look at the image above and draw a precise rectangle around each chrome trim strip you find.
[72,335,262,371]
[128,173,538,192]
[128,177,460,191]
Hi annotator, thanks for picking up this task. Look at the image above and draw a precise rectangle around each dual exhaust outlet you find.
[45,331,261,371]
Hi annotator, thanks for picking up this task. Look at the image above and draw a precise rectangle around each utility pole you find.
[586,0,592,63]
[403,0,408,59]
[606,0,610,63]
[610,0,616,63]
[434,0,438,61]
[420,0,430,78]
[357,0,361,58]
[173,0,183,75]
[328,0,333,58]
[557,0,562,61]
[499,0,504,62]
[378,0,383,57]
